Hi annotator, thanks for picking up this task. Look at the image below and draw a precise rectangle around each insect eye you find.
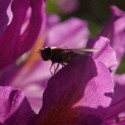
[41,47,52,61]
[44,47,51,57]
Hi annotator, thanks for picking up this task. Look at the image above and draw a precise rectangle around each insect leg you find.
[54,63,60,75]
[49,62,54,76]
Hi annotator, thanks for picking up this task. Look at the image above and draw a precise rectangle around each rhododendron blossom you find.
[0,1,125,125]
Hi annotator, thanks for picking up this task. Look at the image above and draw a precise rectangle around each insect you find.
[38,47,97,75]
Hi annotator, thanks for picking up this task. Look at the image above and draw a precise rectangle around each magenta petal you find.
[0,0,46,71]
[45,17,89,48]
[112,74,125,104]
[35,55,113,124]
[100,5,125,65]
[101,74,125,124]
[0,0,10,35]
[0,86,35,125]
[17,0,46,54]
[0,59,51,113]
[73,60,113,118]
[41,56,97,111]
[87,36,117,72]
[0,0,29,70]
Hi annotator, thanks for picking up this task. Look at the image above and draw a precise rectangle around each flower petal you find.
[0,60,50,113]
[0,86,35,125]
[17,0,46,54]
[87,36,117,72]
[45,17,89,48]
[100,5,125,66]
[102,74,125,124]
[35,55,113,124]
[0,0,46,70]
[0,0,10,35]
[112,74,125,104]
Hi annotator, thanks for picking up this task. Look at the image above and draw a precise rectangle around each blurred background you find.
[46,0,125,73]
[47,0,125,36]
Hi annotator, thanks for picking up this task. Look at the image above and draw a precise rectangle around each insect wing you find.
[65,48,98,54]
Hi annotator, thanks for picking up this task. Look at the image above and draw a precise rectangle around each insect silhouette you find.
[38,47,97,75]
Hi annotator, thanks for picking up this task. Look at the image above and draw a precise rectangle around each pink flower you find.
[0,2,125,125]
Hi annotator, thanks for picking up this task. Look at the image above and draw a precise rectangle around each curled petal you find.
[17,0,46,54]
[87,36,117,72]
[0,0,29,70]
[0,0,46,70]
[100,5,125,66]
[0,86,35,125]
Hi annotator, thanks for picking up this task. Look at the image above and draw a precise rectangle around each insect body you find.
[39,47,97,75]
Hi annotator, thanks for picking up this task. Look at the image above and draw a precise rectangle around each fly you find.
[38,47,97,75]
